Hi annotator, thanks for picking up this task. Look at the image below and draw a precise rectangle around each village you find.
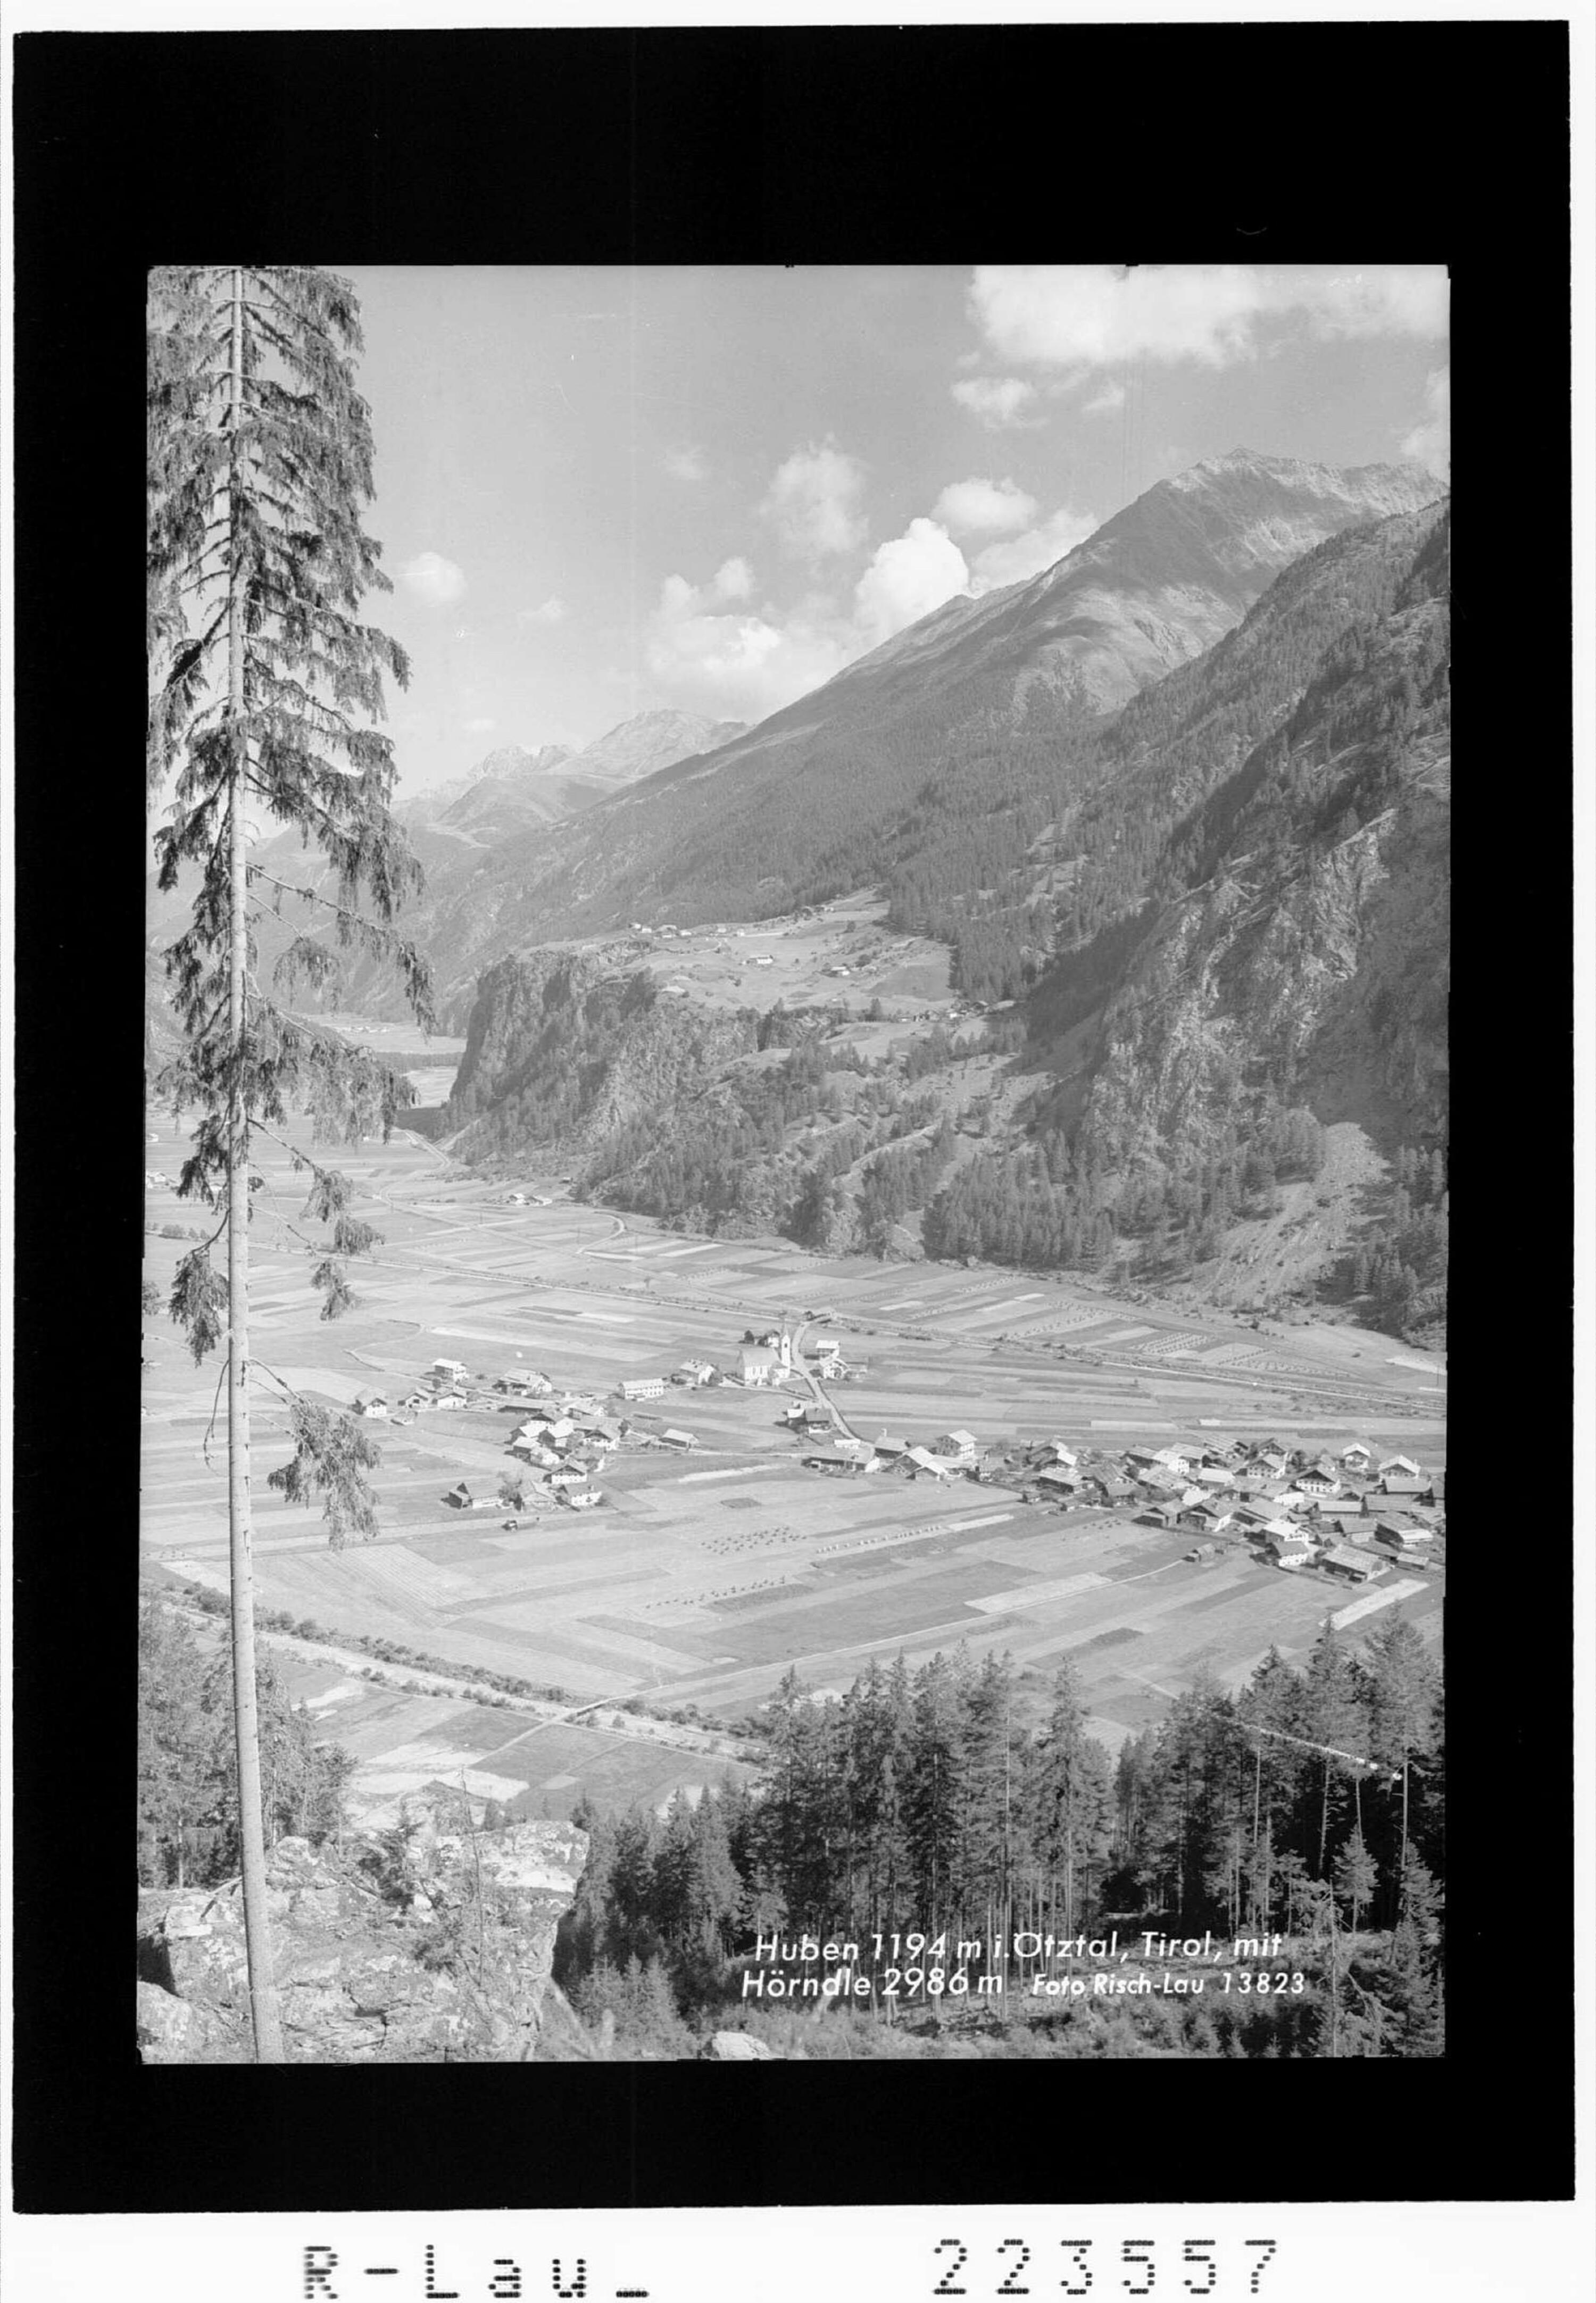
[354,1315,1443,1597]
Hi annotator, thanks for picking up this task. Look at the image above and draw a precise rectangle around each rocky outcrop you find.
[446,951,758,1158]
[136,1791,588,2064]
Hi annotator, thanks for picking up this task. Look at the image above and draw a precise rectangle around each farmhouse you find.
[1375,1516,1434,1553]
[1035,1466,1081,1496]
[1378,1476,1432,1501]
[561,1487,603,1510]
[803,1446,866,1477]
[354,1394,389,1419]
[872,1435,909,1462]
[932,1430,979,1464]
[432,1358,469,1382]
[1320,1543,1387,1582]
[1293,1469,1340,1495]
[904,1446,957,1480]
[1340,1443,1373,1468]
[1037,1443,1078,1469]
[660,1428,697,1451]
[1264,1528,1315,1571]
[675,1360,717,1386]
[1378,1456,1421,1479]
[443,1483,473,1510]
[433,1391,469,1412]
[618,1376,667,1402]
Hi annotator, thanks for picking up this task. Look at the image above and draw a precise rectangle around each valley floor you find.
[140,1109,1444,1824]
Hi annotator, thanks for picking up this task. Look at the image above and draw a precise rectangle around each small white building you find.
[619,1376,668,1402]
[932,1430,979,1464]
[433,1390,469,1412]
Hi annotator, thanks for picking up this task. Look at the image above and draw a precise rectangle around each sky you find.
[338,263,1450,799]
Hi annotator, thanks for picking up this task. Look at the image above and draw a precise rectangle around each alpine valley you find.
[148,450,1450,1344]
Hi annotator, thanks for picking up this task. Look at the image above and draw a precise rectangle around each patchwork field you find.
[142,1103,1444,1810]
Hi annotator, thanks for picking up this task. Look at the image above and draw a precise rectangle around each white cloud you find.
[969,503,1098,593]
[968,263,1449,371]
[464,717,496,734]
[709,556,754,602]
[517,596,567,626]
[760,442,868,559]
[951,376,1040,428]
[397,551,468,606]
[645,571,851,724]
[646,516,975,720]
[664,444,707,481]
[1080,378,1126,418]
[932,477,1040,536]
[1399,364,1450,480]
[853,520,970,649]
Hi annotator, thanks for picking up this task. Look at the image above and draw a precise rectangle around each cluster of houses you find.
[787,1411,983,1483]
[1003,1435,1445,1582]
[780,1417,1443,1583]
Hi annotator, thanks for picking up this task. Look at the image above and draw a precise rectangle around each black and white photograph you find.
[5,11,1585,2286]
[135,256,1456,2069]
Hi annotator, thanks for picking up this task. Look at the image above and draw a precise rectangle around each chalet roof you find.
[804,1447,863,1470]
[1036,1466,1080,1486]
[872,1435,908,1454]
[1379,1456,1421,1476]
[1321,1544,1379,1573]
[905,1446,954,1475]
[1262,1519,1308,1543]
[1379,1477,1430,1496]
[938,1429,979,1451]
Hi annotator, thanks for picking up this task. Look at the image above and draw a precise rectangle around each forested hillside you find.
[554,1617,1444,2059]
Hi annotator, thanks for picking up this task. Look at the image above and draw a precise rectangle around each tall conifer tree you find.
[146,265,430,2061]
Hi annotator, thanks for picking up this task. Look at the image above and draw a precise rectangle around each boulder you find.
[137,1792,588,2064]
[705,2031,774,2060]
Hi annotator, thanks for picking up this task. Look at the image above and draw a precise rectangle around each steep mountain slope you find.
[394,453,1442,1003]
[444,499,1449,1332]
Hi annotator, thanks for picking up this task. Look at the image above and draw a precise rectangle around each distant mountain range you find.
[398,712,747,842]
[376,451,1442,1015]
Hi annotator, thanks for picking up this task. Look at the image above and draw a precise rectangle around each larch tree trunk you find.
[226,265,285,2065]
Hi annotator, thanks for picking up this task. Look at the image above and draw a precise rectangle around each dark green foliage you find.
[168,1245,228,1363]
[137,1595,351,1886]
[554,1614,1443,2058]
[264,1396,384,1548]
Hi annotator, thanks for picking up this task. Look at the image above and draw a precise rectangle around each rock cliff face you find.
[1068,514,1450,1175]
[445,950,758,1159]
[136,1791,588,2064]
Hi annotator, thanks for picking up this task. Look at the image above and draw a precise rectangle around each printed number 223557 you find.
[932,2238,1279,2296]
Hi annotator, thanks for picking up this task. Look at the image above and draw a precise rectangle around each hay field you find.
[142,1105,1443,1806]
